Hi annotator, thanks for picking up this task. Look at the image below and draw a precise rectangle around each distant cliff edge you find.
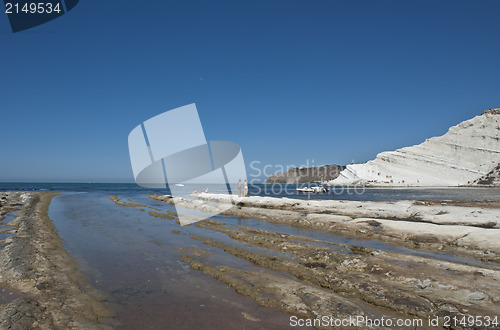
[329,107,500,187]
[265,165,346,184]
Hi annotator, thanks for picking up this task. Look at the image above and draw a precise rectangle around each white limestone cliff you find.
[329,109,500,186]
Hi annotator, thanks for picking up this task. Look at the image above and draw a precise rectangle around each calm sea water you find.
[1,182,500,202]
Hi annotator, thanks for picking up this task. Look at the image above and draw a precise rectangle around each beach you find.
[1,187,499,328]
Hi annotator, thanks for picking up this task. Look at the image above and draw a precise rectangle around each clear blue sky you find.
[1,0,499,182]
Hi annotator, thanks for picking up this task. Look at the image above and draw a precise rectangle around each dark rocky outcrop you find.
[265,165,345,184]
[472,163,500,186]
[483,108,500,115]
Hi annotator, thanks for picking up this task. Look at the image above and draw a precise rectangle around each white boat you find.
[175,183,184,187]
[296,187,314,193]
[296,186,329,193]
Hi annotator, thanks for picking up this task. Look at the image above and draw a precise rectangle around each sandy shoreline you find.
[0,192,111,329]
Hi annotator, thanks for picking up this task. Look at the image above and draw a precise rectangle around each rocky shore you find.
[0,192,111,329]
[153,193,500,262]
[5,190,498,328]
[146,192,500,327]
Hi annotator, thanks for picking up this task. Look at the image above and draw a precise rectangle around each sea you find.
[1,182,500,328]
[1,182,500,202]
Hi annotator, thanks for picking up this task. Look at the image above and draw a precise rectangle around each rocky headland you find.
[265,164,345,184]
[330,108,500,186]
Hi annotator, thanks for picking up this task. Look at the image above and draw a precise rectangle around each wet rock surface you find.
[0,192,112,329]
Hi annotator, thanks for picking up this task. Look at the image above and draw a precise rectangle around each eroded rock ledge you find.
[0,192,111,329]
[150,193,500,262]
[141,193,500,325]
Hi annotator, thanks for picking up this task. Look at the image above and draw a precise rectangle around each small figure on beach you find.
[237,179,242,197]
[193,188,197,194]
[204,188,208,193]
[243,179,248,197]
